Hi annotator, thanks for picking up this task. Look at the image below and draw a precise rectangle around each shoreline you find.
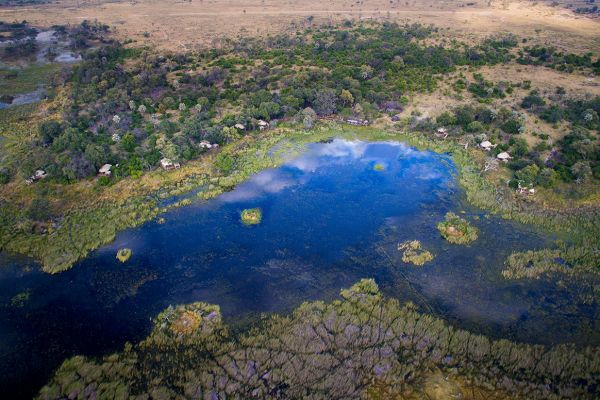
[1,122,598,276]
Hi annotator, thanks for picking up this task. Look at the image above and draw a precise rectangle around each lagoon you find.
[0,139,597,398]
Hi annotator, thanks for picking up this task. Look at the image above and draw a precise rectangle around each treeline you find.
[7,22,519,184]
[517,45,600,74]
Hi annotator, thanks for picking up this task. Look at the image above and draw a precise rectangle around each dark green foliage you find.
[436,111,456,126]
[0,169,10,184]
[517,46,599,74]
[314,89,338,116]
[510,137,529,157]
[3,38,37,58]
[121,133,137,152]
[26,198,51,221]
[536,168,558,188]
[515,164,540,186]
[540,105,564,123]
[453,105,475,127]
[502,119,522,134]
[0,20,37,40]
[521,91,545,109]
[214,153,235,174]
[38,121,63,145]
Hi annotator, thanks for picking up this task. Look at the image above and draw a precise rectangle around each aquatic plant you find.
[116,248,132,263]
[10,289,31,308]
[503,243,600,279]
[397,240,434,266]
[437,212,479,245]
[374,163,385,171]
[37,280,600,400]
[241,208,262,225]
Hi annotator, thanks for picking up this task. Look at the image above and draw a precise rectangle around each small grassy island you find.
[240,208,262,225]
[398,240,434,266]
[115,248,132,263]
[373,163,385,171]
[437,212,479,245]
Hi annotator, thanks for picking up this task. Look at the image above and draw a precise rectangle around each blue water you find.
[0,140,597,398]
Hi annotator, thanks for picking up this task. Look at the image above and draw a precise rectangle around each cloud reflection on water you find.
[221,139,422,203]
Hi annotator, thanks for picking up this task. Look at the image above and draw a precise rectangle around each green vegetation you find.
[240,208,262,225]
[37,280,600,399]
[430,88,600,187]
[0,20,597,282]
[1,22,517,185]
[397,240,433,266]
[0,64,61,97]
[503,243,600,279]
[437,212,479,245]
[116,248,132,263]
[517,46,600,74]
[373,163,385,171]
[10,289,31,308]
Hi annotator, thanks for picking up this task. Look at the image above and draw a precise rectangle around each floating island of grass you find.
[373,163,385,171]
[398,240,434,266]
[116,248,132,263]
[241,208,262,225]
[437,212,479,245]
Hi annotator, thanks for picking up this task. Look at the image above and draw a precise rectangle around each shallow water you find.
[0,140,597,398]
[35,30,82,64]
[0,88,45,109]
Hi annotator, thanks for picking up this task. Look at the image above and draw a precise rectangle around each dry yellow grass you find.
[1,0,599,52]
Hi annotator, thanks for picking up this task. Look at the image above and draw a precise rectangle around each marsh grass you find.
[240,208,262,225]
[10,289,31,308]
[1,123,599,275]
[437,212,479,245]
[38,280,600,400]
[398,240,434,266]
[0,64,61,96]
[116,248,132,263]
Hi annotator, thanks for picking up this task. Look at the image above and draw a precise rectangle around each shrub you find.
[537,168,558,188]
[502,119,522,134]
[0,169,10,184]
[436,111,456,126]
[314,89,338,116]
[215,154,235,174]
[514,164,540,186]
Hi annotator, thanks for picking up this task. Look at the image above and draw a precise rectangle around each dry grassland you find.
[0,0,599,52]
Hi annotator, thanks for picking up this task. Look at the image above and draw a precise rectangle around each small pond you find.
[0,139,597,398]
